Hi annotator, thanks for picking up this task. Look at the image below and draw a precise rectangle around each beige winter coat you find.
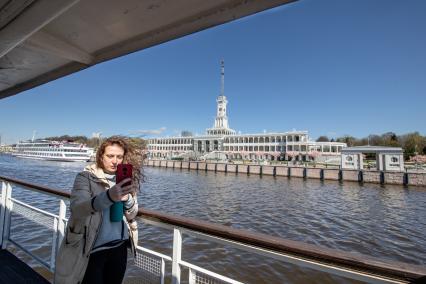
[54,164,138,284]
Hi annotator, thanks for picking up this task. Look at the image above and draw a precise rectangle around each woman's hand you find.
[108,178,133,202]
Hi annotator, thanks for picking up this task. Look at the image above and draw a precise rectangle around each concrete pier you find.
[263,166,275,176]
[407,173,426,186]
[342,170,360,182]
[189,162,198,170]
[199,162,207,171]
[275,166,289,177]
[207,163,216,172]
[227,164,237,174]
[238,165,249,174]
[384,172,405,185]
[217,163,227,172]
[322,169,340,180]
[290,167,305,178]
[363,171,382,184]
[146,160,426,186]
[250,165,261,175]
[306,168,322,179]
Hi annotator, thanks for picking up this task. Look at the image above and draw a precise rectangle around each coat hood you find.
[84,163,109,185]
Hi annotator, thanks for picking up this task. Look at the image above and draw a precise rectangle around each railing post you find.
[57,199,66,248]
[50,215,58,271]
[0,181,7,247]
[1,182,12,249]
[188,268,195,284]
[172,228,182,284]
[50,199,66,270]
[160,258,165,284]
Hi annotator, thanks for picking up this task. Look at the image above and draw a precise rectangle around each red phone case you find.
[116,164,133,186]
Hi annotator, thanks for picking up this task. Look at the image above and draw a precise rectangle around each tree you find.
[381,132,400,147]
[316,136,329,142]
[399,132,426,160]
[336,135,357,146]
[368,134,383,146]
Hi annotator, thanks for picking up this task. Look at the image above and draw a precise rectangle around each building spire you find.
[220,59,224,97]
[206,59,235,136]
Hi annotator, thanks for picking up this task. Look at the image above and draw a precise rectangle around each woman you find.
[55,136,143,284]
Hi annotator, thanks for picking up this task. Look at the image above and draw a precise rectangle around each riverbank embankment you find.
[145,160,426,186]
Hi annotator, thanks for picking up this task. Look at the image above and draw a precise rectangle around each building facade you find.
[341,146,404,171]
[147,61,346,162]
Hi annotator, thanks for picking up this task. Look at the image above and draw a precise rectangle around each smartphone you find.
[116,164,133,187]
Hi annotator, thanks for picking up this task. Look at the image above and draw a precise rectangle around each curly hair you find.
[96,136,145,192]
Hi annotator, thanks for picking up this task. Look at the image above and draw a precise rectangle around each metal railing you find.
[1,174,425,284]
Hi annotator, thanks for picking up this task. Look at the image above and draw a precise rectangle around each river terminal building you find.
[147,61,346,162]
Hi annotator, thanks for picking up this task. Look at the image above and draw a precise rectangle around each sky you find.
[1,0,425,144]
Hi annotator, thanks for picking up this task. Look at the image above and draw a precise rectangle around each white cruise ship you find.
[12,139,94,162]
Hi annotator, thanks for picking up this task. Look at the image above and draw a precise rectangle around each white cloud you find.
[130,127,167,136]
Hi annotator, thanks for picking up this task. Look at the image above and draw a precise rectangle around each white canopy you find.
[0,0,296,99]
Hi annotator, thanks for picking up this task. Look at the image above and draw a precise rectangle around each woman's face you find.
[102,144,124,174]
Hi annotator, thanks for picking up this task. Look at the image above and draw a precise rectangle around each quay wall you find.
[342,170,360,182]
[199,162,207,171]
[207,163,216,171]
[290,167,305,178]
[363,171,382,184]
[384,172,404,185]
[306,168,322,179]
[323,169,340,180]
[275,166,289,177]
[407,173,426,186]
[250,165,261,175]
[227,164,237,174]
[238,165,249,174]
[263,166,274,176]
[189,162,198,170]
[217,163,226,172]
[145,160,426,186]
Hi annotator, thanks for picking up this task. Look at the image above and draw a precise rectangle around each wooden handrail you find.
[138,208,426,282]
[0,175,70,198]
[1,175,425,282]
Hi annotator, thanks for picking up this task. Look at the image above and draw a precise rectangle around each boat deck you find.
[0,249,49,284]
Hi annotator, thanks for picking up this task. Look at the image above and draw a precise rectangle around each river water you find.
[0,155,425,283]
